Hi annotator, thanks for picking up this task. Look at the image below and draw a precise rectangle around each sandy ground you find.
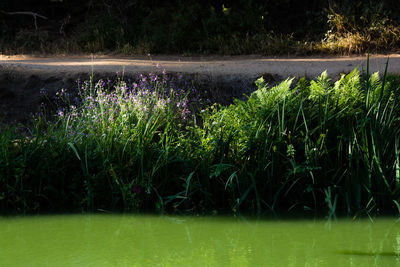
[1,54,399,123]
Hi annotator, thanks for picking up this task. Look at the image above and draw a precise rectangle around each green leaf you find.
[68,142,81,161]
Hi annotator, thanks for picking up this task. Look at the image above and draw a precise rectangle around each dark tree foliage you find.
[0,0,398,53]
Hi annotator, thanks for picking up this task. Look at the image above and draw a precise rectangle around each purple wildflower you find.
[132,185,142,194]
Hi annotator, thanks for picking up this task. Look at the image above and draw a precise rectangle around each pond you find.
[0,215,399,266]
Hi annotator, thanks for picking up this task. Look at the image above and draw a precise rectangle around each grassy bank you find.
[1,66,400,217]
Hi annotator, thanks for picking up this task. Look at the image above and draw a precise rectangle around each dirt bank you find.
[1,54,399,124]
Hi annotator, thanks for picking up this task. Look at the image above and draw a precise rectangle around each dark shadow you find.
[337,250,400,257]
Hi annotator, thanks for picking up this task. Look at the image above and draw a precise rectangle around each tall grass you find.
[320,3,400,54]
[1,67,399,217]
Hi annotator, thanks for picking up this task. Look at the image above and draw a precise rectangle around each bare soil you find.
[1,54,399,124]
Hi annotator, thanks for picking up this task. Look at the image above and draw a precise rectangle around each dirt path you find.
[1,54,399,124]
[1,54,400,79]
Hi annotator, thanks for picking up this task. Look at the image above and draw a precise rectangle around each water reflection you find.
[338,250,400,257]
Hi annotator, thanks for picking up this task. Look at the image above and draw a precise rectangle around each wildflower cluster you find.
[48,71,199,139]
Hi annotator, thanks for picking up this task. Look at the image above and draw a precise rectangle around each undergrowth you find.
[320,3,400,54]
[1,66,400,218]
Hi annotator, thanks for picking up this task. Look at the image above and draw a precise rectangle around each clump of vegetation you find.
[321,2,400,53]
[0,70,202,212]
[1,67,400,217]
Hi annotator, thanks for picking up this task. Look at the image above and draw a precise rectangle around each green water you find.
[0,215,399,267]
